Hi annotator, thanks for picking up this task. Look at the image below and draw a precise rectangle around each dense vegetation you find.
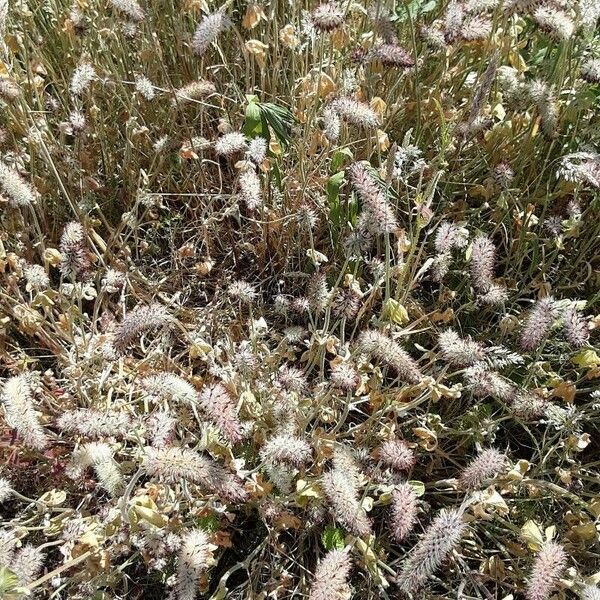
[0,0,599,598]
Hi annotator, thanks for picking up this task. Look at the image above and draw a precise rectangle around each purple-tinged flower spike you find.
[390,483,418,541]
[311,2,345,33]
[307,272,331,315]
[368,5,398,42]
[260,433,312,467]
[562,305,589,348]
[397,506,467,591]
[464,363,515,402]
[379,439,416,472]
[277,365,308,393]
[367,43,414,67]
[113,302,171,354]
[470,234,496,293]
[198,383,243,445]
[174,529,215,600]
[308,549,352,600]
[519,297,556,351]
[438,329,486,367]
[458,448,506,489]
[526,540,567,600]
[511,391,548,420]
[332,98,380,130]
[321,449,371,537]
[142,446,248,502]
[358,330,423,384]
[330,362,360,392]
[434,221,468,254]
[59,222,90,280]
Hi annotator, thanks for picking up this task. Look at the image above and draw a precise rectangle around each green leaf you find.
[407,480,425,497]
[195,514,220,533]
[326,171,346,204]
[331,148,353,173]
[572,349,600,368]
[257,102,295,148]
[0,566,20,597]
[381,298,409,325]
[243,100,264,139]
[322,525,345,550]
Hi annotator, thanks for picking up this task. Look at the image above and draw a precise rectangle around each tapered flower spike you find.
[332,99,380,130]
[438,329,486,367]
[470,234,496,293]
[1,374,48,450]
[321,449,371,537]
[308,549,352,600]
[464,363,516,402]
[59,221,90,279]
[0,161,37,206]
[458,448,506,489]
[191,10,232,56]
[397,506,467,591]
[260,433,312,467]
[528,81,557,138]
[57,408,132,439]
[142,446,247,502]
[368,43,414,67]
[390,483,418,541]
[562,305,589,348]
[174,529,216,600]
[113,302,171,354]
[141,372,199,405]
[174,79,216,102]
[70,442,124,496]
[519,297,556,351]
[198,383,243,444]
[307,272,330,315]
[358,330,423,384]
[526,540,567,600]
